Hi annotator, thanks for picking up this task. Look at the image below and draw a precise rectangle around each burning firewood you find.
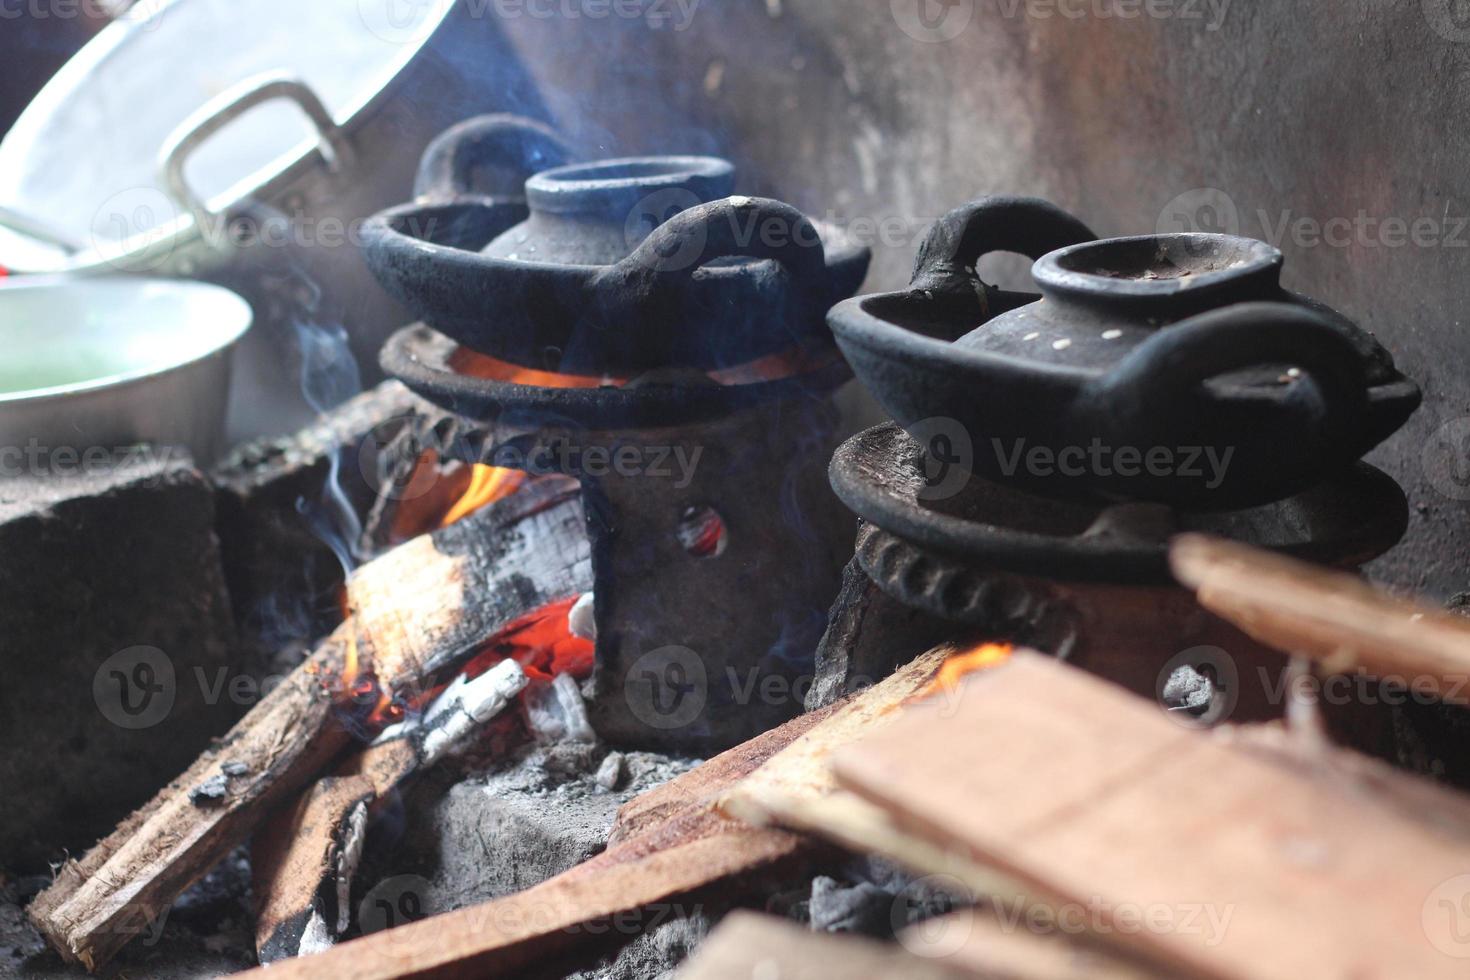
[1171,534,1470,702]
[29,479,593,971]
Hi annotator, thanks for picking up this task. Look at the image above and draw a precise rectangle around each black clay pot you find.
[828,196,1421,508]
[361,148,870,375]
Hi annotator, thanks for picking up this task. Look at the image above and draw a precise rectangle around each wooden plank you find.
[834,651,1470,980]
[675,911,974,980]
[30,485,591,972]
[718,643,954,811]
[1171,533,1470,701]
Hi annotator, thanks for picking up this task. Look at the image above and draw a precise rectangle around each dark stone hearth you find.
[0,455,237,871]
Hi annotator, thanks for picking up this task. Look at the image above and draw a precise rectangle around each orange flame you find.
[337,625,398,726]
[932,642,1014,693]
[447,343,841,389]
[449,347,622,388]
[439,465,527,528]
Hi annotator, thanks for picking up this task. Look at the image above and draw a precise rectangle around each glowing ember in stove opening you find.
[932,642,1014,693]
[677,504,728,558]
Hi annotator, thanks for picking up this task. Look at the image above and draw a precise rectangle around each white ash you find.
[361,745,700,916]
[334,800,370,936]
[296,909,335,958]
[569,591,597,641]
[373,659,529,766]
[189,774,230,806]
[418,660,529,766]
[1163,664,1216,715]
[594,751,624,791]
[525,672,597,744]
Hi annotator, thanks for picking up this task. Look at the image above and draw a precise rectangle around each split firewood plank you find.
[31,483,591,972]
[717,642,955,816]
[251,770,381,960]
[232,643,960,979]
[675,911,975,980]
[1171,533,1470,701]
[737,786,1173,979]
[834,651,1470,980]
[254,661,529,960]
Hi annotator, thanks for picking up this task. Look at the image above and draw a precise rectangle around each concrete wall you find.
[497,0,1470,598]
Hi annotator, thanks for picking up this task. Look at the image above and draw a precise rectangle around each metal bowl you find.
[0,277,252,467]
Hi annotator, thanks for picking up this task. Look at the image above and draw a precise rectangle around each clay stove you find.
[363,141,873,753]
[811,196,1422,742]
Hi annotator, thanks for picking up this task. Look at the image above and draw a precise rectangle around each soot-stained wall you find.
[494,0,1470,598]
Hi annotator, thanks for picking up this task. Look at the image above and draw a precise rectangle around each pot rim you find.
[1033,233,1283,305]
[524,156,735,216]
[0,276,252,405]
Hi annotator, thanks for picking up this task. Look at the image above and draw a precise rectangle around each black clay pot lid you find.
[831,424,1408,585]
[362,154,870,376]
[828,196,1420,509]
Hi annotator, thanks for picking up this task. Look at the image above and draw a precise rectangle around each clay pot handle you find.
[413,114,573,203]
[598,196,829,334]
[911,196,1098,297]
[1084,301,1370,459]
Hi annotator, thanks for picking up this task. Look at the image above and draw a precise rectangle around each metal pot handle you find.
[911,196,1097,297]
[597,196,829,327]
[1083,301,1370,455]
[157,73,353,236]
[412,114,572,203]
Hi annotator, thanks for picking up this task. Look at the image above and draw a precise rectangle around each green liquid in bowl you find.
[0,352,131,396]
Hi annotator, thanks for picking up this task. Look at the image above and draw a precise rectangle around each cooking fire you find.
[1,4,1467,979]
